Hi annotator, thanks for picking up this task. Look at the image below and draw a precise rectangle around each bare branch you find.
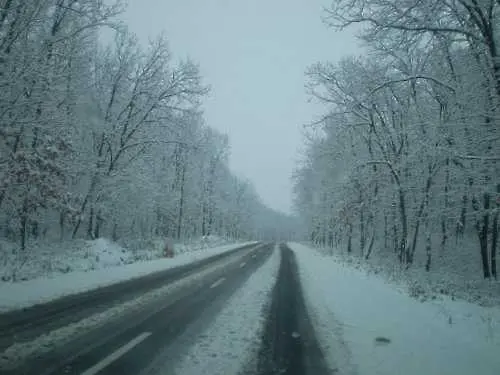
[370,75,456,94]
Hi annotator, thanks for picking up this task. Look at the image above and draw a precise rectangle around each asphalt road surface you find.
[1,243,332,375]
[1,243,271,375]
[254,244,331,375]
[0,242,259,352]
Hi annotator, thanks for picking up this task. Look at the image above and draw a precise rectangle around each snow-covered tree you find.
[294,0,500,278]
[0,1,294,260]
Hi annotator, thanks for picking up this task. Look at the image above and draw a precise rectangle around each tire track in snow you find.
[256,244,332,375]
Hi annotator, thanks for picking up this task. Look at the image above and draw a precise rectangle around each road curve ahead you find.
[255,244,332,375]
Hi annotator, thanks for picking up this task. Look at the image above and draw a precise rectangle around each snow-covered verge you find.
[0,235,232,282]
[120,235,233,262]
[0,238,133,282]
[289,243,500,375]
[173,235,234,254]
[171,246,280,375]
[311,240,500,307]
[0,246,258,369]
[0,240,257,313]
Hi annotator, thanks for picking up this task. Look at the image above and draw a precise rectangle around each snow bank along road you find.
[290,243,500,375]
[0,242,270,374]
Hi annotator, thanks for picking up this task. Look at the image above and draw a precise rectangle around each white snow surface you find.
[312,237,500,307]
[171,245,280,375]
[288,243,500,375]
[0,240,257,313]
[0,235,232,282]
[0,238,135,282]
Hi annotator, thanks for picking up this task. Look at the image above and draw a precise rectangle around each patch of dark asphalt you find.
[255,244,331,375]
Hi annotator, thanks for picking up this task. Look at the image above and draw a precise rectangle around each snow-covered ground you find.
[171,245,280,375]
[0,240,257,313]
[313,237,500,307]
[0,235,232,282]
[0,238,134,282]
[289,243,500,375]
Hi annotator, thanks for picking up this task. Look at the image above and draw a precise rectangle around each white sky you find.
[122,0,360,214]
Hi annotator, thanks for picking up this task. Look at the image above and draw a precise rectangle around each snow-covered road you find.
[2,241,499,375]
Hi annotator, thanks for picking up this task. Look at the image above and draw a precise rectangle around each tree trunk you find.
[456,194,467,242]
[94,211,103,239]
[347,223,353,253]
[359,190,365,255]
[72,174,98,239]
[398,188,408,264]
[384,214,388,249]
[207,208,213,237]
[425,220,432,272]
[441,219,447,248]
[409,173,433,264]
[365,230,375,260]
[72,211,83,239]
[59,211,65,241]
[112,222,118,242]
[0,188,5,210]
[487,34,500,100]
[491,210,498,280]
[19,197,28,251]
[393,218,398,254]
[31,220,39,238]
[491,184,500,280]
[87,205,94,240]
[202,202,207,236]
[441,158,450,249]
[176,165,186,240]
[154,208,161,236]
[475,193,491,279]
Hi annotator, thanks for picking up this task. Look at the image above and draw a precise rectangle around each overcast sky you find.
[122,0,360,214]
